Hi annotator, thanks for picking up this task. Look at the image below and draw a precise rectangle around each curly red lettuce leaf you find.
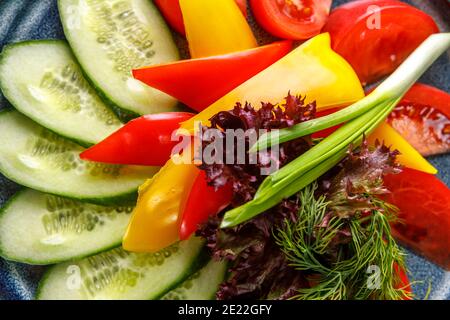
[199,93,315,206]
[197,92,404,300]
[323,139,402,219]
[197,203,307,300]
[197,93,314,300]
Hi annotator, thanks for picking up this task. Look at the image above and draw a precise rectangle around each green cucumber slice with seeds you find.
[162,259,227,300]
[0,110,158,204]
[37,237,205,300]
[58,0,180,116]
[0,40,122,147]
[0,189,134,265]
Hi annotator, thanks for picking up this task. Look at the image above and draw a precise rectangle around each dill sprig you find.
[274,183,411,300]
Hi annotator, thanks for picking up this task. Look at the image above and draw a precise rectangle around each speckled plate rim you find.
[0,0,449,300]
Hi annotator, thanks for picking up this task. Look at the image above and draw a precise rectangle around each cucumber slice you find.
[162,259,227,300]
[0,189,134,265]
[37,238,205,300]
[0,110,159,204]
[0,40,122,147]
[58,0,180,116]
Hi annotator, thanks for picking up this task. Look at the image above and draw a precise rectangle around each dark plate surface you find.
[0,0,449,300]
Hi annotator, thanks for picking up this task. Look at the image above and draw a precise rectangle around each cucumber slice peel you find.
[0,110,159,204]
[37,238,206,300]
[0,40,122,147]
[0,189,135,265]
[58,0,180,116]
[162,259,227,300]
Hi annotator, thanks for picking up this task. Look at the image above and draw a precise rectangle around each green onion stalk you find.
[221,33,450,229]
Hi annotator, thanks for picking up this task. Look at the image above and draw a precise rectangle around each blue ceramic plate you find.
[0,0,449,300]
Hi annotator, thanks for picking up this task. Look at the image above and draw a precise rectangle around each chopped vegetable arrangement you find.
[0,0,449,301]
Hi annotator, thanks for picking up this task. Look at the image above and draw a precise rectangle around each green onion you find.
[251,33,450,153]
[222,100,397,228]
[221,33,450,229]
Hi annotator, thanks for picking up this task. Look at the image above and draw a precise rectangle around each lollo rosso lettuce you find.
[196,93,409,300]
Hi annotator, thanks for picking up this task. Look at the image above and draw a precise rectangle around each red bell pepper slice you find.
[80,112,194,166]
[383,168,450,270]
[312,107,342,139]
[179,170,233,240]
[132,41,292,112]
[154,0,186,35]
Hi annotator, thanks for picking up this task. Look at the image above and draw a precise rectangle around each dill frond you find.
[275,183,411,300]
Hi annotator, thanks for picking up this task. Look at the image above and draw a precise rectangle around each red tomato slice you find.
[383,168,450,270]
[250,0,332,40]
[154,0,248,35]
[323,0,439,85]
[394,263,412,300]
[402,83,450,118]
[387,83,450,156]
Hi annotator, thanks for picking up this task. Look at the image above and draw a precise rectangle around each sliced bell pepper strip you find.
[154,0,186,35]
[123,158,199,252]
[80,112,194,166]
[179,171,233,240]
[123,0,256,253]
[235,0,248,16]
[154,0,248,35]
[132,41,293,112]
[180,0,257,58]
[180,33,366,132]
[368,122,437,175]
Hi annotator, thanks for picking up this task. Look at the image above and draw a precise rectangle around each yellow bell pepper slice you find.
[124,0,257,253]
[180,33,365,132]
[180,0,257,58]
[369,122,437,175]
[123,158,199,252]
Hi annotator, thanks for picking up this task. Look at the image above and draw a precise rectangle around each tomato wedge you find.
[250,0,331,40]
[80,112,194,166]
[323,0,439,84]
[133,41,292,112]
[363,83,450,157]
[384,168,450,270]
[179,171,233,240]
[154,0,248,35]
[402,83,450,117]
[395,264,412,300]
[387,84,450,156]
